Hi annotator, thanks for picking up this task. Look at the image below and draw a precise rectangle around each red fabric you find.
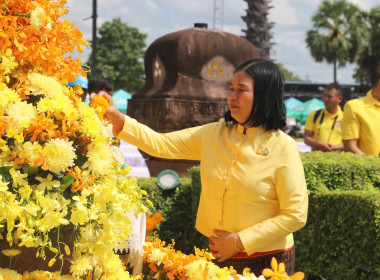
[209,240,284,259]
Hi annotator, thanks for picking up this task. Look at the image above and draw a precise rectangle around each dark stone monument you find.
[127,26,259,177]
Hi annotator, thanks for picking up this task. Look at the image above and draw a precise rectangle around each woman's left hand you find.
[209,229,239,262]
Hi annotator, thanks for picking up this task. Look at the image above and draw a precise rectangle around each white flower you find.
[42,138,77,173]
[0,268,22,280]
[83,141,113,176]
[30,6,45,30]
[110,146,125,166]
[6,101,37,131]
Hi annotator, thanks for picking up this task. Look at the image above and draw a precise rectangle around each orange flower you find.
[146,212,162,232]
[24,113,60,142]
[59,114,81,139]
[33,151,49,170]
[68,166,95,192]
[90,96,109,120]
[1,0,89,86]
[143,233,217,280]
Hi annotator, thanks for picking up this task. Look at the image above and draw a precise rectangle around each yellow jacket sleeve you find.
[341,101,360,140]
[117,115,203,160]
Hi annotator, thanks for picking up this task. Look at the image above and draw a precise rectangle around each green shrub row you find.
[300,151,380,192]
[294,190,380,280]
[137,176,208,252]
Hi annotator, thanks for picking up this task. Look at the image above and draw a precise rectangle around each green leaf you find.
[59,175,76,191]
[0,166,13,182]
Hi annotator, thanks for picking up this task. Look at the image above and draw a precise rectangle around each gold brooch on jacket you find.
[256,145,269,156]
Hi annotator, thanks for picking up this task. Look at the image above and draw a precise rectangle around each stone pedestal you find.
[127,27,259,177]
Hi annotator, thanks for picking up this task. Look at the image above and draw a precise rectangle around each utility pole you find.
[91,0,97,74]
[213,0,224,30]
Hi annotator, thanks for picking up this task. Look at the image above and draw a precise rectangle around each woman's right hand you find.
[89,91,126,136]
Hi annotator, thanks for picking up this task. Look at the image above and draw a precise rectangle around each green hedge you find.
[137,153,380,278]
[137,176,208,253]
[300,151,380,192]
[295,190,380,280]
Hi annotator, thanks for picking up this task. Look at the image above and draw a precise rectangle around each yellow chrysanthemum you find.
[42,138,77,173]
[0,268,22,280]
[27,73,63,97]
[70,255,93,277]
[185,259,222,280]
[22,270,62,279]
[36,97,55,113]
[83,143,113,176]
[30,6,46,30]
[51,93,76,115]
[6,101,37,131]
[80,114,104,139]
[0,84,21,105]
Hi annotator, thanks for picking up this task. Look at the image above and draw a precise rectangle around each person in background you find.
[91,59,308,276]
[341,62,380,156]
[88,75,114,97]
[304,83,344,152]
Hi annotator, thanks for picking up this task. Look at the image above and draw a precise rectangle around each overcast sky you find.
[65,0,379,85]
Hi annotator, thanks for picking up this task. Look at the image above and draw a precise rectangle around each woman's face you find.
[228,71,254,125]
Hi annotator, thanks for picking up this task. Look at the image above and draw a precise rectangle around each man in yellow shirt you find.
[304,83,343,152]
[341,63,380,156]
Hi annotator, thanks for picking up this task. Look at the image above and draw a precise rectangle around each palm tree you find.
[354,6,380,86]
[242,0,273,60]
[306,0,368,83]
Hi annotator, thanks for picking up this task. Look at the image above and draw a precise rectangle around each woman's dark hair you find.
[88,76,114,94]
[371,62,380,88]
[224,59,287,130]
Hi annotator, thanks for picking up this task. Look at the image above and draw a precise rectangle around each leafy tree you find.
[87,18,147,92]
[305,0,368,83]
[354,6,380,87]
[276,62,302,81]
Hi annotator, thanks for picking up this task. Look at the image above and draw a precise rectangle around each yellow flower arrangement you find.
[141,234,304,280]
[0,1,152,279]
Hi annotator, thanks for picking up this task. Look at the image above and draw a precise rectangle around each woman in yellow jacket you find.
[91,59,308,276]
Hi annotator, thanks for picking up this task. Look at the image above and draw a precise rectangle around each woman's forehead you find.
[231,71,254,84]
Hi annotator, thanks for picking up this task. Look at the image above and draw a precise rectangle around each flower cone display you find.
[0,1,151,279]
